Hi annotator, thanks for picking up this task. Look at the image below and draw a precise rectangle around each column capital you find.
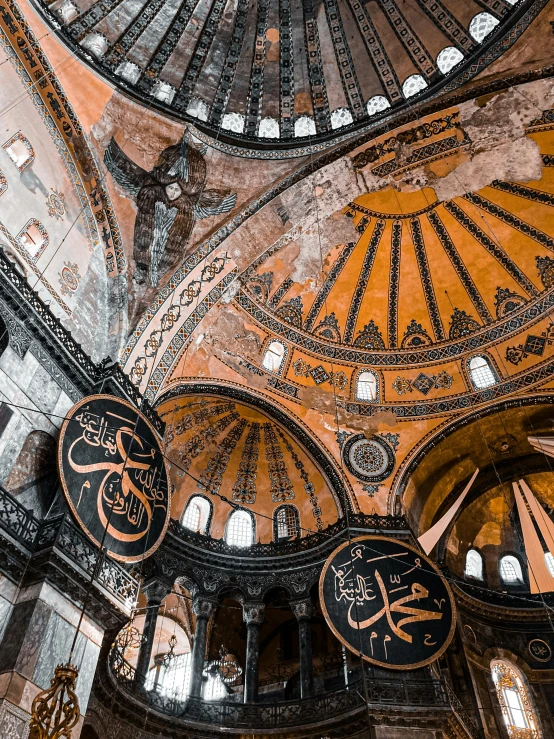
[193,597,216,619]
[291,598,314,621]
[243,603,265,626]
[142,580,171,606]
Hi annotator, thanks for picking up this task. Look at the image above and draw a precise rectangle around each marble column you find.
[292,598,314,699]
[135,582,170,688]
[188,597,215,700]
[243,604,265,703]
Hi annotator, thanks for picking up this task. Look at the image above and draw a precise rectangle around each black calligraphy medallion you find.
[319,536,456,670]
[58,395,170,563]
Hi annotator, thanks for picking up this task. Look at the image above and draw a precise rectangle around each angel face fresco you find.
[104,130,237,287]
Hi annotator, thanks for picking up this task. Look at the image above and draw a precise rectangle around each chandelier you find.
[29,663,80,739]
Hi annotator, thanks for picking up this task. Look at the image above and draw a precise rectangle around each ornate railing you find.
[109,646,458,730]
[168,513,409,558]
[0,486,138,609]
[445,682,481,739]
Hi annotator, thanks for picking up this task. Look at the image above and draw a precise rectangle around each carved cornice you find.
[452,580,553,624]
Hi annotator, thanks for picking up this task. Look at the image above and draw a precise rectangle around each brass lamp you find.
[29,663,80,739]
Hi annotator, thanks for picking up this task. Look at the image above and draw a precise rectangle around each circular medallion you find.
[319,536,456,670]
[342,434,395,482]
[58,395,171,562]
[528,639,552,663]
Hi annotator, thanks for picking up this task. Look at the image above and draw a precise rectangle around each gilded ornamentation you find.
[29,663,80,739]
[392,371,453,396]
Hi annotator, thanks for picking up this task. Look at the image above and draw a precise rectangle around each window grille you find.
[221,112,245,134]
[469,12,499,43]
[545,551,554,578]
[366,96,390,117]
[464,549,483,580]
[437,47,464,74]
[402,75,427,99]
[491,660,540,737]
[331,108,353,129]
[262,341,285,372]
[356,371,378,401]
[294,116,316,137]
[258,118,280,138]
[181,496,211,534]
[499,555,523,584]
[226,510,254,548]
[469,356,496,389]
[275,506,299,540]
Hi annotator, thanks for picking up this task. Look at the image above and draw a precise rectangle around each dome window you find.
[436,47,464,75]
[186,98,209,122]
[262,341,286,373]
[116,61,141,85]
[464,549,483,580]
[80,32,108,59]
[366,96,391,117]
[181,495,211,534]
[499,555,523,584]
[355,370,378,402]
[402,75,428,99]
[221,112,245,134]
[225,509,255,548]
[151,81,176,105]
[469,355,497,390]
[274,505,299,541]
[56,0,79,25]
[294,116,316,138]
[469,12,499,43]
[258,117,280,139]
[330,108,353,130]
[545,551,554,577]
[17,219,48,262]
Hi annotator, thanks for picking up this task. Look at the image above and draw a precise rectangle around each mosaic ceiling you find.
[159,394,342,540]
[38,0,527,149]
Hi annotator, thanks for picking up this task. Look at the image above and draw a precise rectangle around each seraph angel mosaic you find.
[104,130,237,286]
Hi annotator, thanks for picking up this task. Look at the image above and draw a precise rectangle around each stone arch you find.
[5,429,57,517]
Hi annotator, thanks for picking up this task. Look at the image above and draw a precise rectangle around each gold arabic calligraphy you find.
[67,407,167,543]
[332,545,443,650]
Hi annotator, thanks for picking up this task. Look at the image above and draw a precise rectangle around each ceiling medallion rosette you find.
[342,434,395,483]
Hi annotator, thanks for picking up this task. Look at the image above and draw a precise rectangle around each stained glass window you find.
[491,660,540,737]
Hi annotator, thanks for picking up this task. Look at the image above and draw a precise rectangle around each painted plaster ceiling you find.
[38,0,526,150]
[158,394,341,540]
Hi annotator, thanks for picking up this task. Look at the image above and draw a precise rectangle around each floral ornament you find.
[329,371,348,391]
[292,358,311,377]
[392,371,453,396]
[362,483,381,497]
[46,189,66,220]
[58,262,80,296]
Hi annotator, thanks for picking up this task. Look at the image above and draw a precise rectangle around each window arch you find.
[294,116,316,138]
[181,495,212,534]
[545,551,554,577]
[3,132,34,172]
[402,74,427,99]
[80,32,109,58]
[225,509,255,548]
[499,555,524,584]
[258,117,280,139]
[274,505,300,541]
[330,108,353,129]
[464,549,483,580]
[17,219,49,262]
[469,12,499,43]
[355,370,379,402]
[186,98,209,122]
[366,95,390,117]
[436,47,464,74]
[151,81,176,104]
[116,61,141,85]
[468,355,498,389]
[262,340,286,373]
[491,659,540,736]
[221,112,245,134]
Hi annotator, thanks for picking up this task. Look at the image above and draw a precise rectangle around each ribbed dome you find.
[40,0,524,150]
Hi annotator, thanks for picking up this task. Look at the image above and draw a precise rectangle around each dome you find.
[37,0,524,151]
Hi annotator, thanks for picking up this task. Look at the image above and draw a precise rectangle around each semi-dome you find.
[36,0,526,151]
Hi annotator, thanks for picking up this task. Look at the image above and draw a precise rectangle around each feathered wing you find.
[104,137,149,198]
[194,189,237,220]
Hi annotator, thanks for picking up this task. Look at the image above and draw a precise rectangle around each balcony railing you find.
[109,646,472,732]
[0,485,138,609]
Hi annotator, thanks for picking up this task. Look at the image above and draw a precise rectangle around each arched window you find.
[464,549,483,580]
[80,32,108,58]
[402,74,427,99]
[469,12,499,43]
[274,505,299,541]
[56,0,79,25]
[499,555,524,584]
[17,219,49,262]
[262,341,286,373]
[491,660,540,736]
[186,98,209,122]
[221,112,245,134]
[203,672,227,700]
[146,652,192,699]
[225,509,254,548]
[294,116,316,138]
[181,495,211,534]
[356,370,378,402]
[330,108,353,129]
[545,551,554,577]
[116,61,141,85]
[258,117,280,138]
[366,95,390,117]
[151,81,176,105]
[436,47,464,74]
[469,355,497,389]
[3,132,34,172]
